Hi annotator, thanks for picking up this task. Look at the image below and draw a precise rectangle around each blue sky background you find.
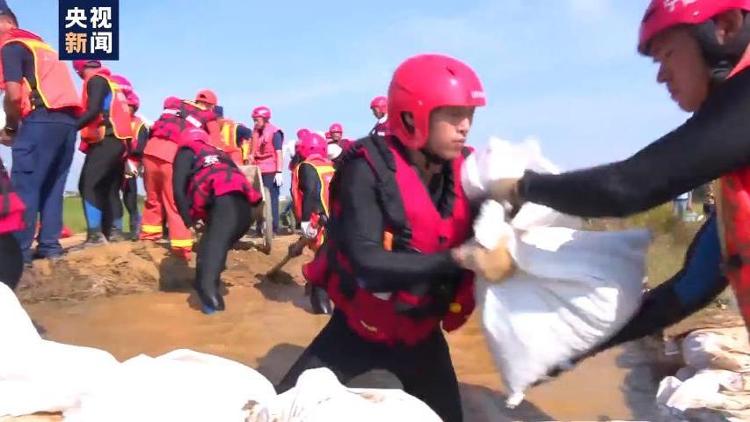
[0,0,688,192]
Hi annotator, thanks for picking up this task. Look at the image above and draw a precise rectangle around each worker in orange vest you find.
[140,92,220,260]
[73,60,133,247]
[215,108,253,166]
[0,7,80,265]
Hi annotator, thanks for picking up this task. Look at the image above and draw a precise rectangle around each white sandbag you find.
[249,368,440,422]
[466,139,649,407]
[0,284,120,417]
[65,349,275,422]
[682,327,750,373]
[0,283,40,347]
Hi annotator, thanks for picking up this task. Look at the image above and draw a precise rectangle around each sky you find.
[0,0,688,192]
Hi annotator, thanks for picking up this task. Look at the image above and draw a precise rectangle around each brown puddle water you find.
[19,237,662,421]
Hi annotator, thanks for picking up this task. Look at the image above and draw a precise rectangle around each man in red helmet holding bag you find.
[476,0,750,362]
[277,54,487,422]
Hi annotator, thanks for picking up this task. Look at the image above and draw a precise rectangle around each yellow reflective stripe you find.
[170,239,194,248]
[141,225,163,234]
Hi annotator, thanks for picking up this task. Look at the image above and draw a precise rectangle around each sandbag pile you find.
[657,327,750,421]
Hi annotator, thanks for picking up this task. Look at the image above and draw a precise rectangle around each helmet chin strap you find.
[419,148,446,166]
[692,13,750,84]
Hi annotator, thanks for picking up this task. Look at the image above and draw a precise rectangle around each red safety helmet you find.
[163,96,181,109]
[329,123,343,134]
[370,95,387,114]
[639,0,750,54]
[72,59,101,74]
[252,106,272,120]
[296,130,327,159]
[195,89,218,106]
[387,54,486,150]
[126,91,140,110]
[180,127,210,145]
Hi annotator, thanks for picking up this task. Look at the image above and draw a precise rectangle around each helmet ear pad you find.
[691,12,750,82]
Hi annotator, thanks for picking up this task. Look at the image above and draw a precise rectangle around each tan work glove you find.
[452,239,516,282]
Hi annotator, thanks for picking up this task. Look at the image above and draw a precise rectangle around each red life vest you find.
[252,123,283,174]
[302,136,475,346]
[291,155,335,251]
[80,70,133,143]
[718,46,750,330]
[0,158,25,235]
[180,139,262,222]
[151,99,219,144]
[0,29,81,118]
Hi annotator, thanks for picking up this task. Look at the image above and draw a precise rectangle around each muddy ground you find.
[7,235,736,421]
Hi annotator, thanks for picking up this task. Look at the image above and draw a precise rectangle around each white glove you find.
[327,143,343,160]
[274,172,283,187]
[125,159,141,178]
[301,221,318,239]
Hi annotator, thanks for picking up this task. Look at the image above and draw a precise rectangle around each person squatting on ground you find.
[172,127,261,314]
[278,54,488,422]
[74,60,133,246]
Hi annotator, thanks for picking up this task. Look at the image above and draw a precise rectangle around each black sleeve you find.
[76,75,110,129]
[337,159,463,292]
[172,148,195,227]
[1,43,28,83]
[299,163,323,221]
[131,126,150,158]
[520,68,750,218]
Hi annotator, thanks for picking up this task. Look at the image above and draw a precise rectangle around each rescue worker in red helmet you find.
[326,122,353,164]
[74,60,133,246]
[290,129,335,314]
[480,0,750,362]
[0,155,25,290]
[172,127,262,314]
[369,95,388,137]
[278,54,487,422]
[0,7,80,265]
[140,93,220,260]
[248,105,284,235]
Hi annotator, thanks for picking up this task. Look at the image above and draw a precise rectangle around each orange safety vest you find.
[128,115,147,154]
[80,70,133,143]
[219,119,243,165]
[718,46,750,331]
[291,156,335,221]
[0,28,80,118]
[291,156,335,251]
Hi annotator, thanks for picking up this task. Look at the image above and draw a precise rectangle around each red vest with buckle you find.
[151,99,219,144]
[291,155,335,251]
[80,70,133,143]
[718,47,750,330]
[302,136,475,346]
[180,139,261,222]
[252,123,282,174]
[0,158,25,235]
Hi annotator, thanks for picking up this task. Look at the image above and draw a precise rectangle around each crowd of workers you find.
[2,1,750,420]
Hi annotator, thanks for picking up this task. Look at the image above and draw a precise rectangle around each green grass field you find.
[63,196,143,233]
